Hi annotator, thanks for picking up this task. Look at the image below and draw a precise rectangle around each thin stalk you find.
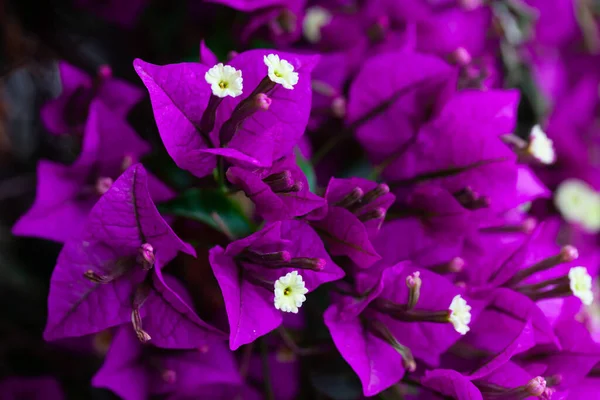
[260,337,275,400]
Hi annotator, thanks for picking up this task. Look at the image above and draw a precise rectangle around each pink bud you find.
[406,271,421,289]
[291,181,304,192]
[331,96,346,118]
[162,370,177,384]
[255,93,272,111]
[404,358,417,372]
[121,154,134,171]
[227,50,239,61]
[560,245,578,262]
[97,64,112,80]
[525,376,546,396]
[314,258,326,272]
[198,344,210,353]
[459,0,482,10]
[522,217,537,234]
[95,177,113,195]
[139,243,155,269]
[135,329,151,343]
[280,250,292,263]
[448,257,465,273]
[450,47,472,66]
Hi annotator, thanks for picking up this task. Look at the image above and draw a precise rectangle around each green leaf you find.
[295,148,317,192]
[158,188,254,238]
[142,152,196,192]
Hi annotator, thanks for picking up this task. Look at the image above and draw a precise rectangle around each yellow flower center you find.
[219,81,228,89]
[274,70,283,78]
[284,287,292,296]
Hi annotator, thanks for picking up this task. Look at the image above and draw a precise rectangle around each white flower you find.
[302,6,331,43]
[264,54,299,90]
[555,179,600,233]
[448,295,471,335]
[528,125,555,164]
[274,271,308,313]
[204,63,243,98]
[569,266,594,305]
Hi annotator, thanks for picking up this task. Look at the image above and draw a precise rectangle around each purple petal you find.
[44,164,194,340]
[348,51,455,159]
[92,328,149,400]
[134,59,216,178]
[41,62,91,135]
[144,267,226,348]
[208,246,283,350]
[12,160,90,243]
[421,369,483,400]
[324,303,405,397]
[312,207,381,268]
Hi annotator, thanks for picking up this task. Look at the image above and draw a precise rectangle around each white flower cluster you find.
[205,54,299,98]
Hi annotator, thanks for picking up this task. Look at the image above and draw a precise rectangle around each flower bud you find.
[331,97,346,118]
[358,208,386,222]
[449,47,472,66]
[406,272,422,310]
[255,93,272,111]
[162,370,177,384]
[97,64,112,80]
[459,0,482,10]
[290,257,326,272]
[335,187,364,209]
[525,376,546,396]
[139,243,155,270]
[95,177,113,195]
[560,245,579,262]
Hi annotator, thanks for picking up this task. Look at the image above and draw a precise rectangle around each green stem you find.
[217,157,226,189]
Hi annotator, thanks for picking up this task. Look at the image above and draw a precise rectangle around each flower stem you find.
[217,156,226,189]
[277,327,332,356]
[238,342,254,379]
[260,337,275,400]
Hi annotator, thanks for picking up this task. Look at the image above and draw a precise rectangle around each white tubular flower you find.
[302,6,332,43]
[569,267,594,306]
[264,54,299,90]
[528,125,555,164]
[555,179,600,233]
[274,271,309,313]
[448,295,472,335]
[205,63,243,98]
